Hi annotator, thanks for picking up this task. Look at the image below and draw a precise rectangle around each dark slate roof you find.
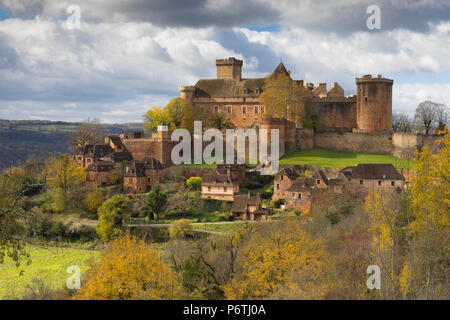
[73,144,113,158]
[312,170,329,185]
[286,177,315,192]
[106,151,132,162]
[108,135,122,146]
[231,193,262,213]
[328,178,345,186]
[216,163,246,174]
[277,167,299,180]
[124,161,146,177]
[202,172,234,184]
[142,156,164,169]
[349,164,404,180]
[272,62,290,78]
[86,161,115,172]
[253,208,270,216]
[193,78,265,98]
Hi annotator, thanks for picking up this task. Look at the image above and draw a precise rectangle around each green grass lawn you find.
[0,245,99,299]
[280,148,415,169]
[193,222,253,234]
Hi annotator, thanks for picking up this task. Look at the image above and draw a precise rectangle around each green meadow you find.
[0,245,100,299]
[280,148,415,169]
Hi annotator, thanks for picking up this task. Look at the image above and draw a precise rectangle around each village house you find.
[73,144,114,168]
[231,192,270,221]
[338,163,405,192]
[273,167,299,200]
[216,163,246,185]
[85,161,115,188]
[201,171,239,201]
[284,177,315,211]
[123,157,164,193]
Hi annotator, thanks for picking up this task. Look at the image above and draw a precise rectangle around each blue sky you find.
[0,0,449,123]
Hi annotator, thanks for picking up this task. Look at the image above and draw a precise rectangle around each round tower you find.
[179,86,195,104]
[356,74,393,131]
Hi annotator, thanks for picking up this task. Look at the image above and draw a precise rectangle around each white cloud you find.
[0,14,448,122]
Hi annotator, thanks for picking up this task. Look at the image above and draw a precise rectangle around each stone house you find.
[123,157,164,193]
[201,171,239,201]
[339,163,405,192]
[231,192,269,221]
[273,167,299,200]
[85,161,115,188]
[73,144,114,168]
[284,177,317,212]
[216,163,246,185]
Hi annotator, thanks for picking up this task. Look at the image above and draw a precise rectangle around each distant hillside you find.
[0,120,143,170]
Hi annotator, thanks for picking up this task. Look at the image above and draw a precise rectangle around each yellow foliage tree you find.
[259,73,311,126]
[74,234,181,300]
[46,154,86,199]
[407,129,450,299]
[223,220,330,299]
[143,106,167,134]
[163,97,195,132]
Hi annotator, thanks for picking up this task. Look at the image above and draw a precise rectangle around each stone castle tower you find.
[356,75,393,131]
[216,57,243,81]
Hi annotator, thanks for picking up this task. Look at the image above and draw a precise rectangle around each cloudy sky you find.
[0,0,449,123]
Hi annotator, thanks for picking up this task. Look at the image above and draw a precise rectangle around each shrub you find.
[186,177,202,190]
[96,195,130,241]
[169,219,194,240]
[261,190,273,199]
[85,190,105,214]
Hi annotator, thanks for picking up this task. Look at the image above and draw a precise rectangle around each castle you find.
[180,57,393,132]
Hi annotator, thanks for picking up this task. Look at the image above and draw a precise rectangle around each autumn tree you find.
[259,73,311,126]
[85,190,105,214]
[163,98,195,132]
[406,129,449,299]
[223,219,330,299]
[413,101,447,135]
[142,184,167,220]
[364,190,407,299]
[143,98,195,133]
[74,234,181,300]
[209,112,235,132]
[186,177,202,191]
[70,118,106,150]
[46,154,86,205]
[143,106,166,134]
[0,166,43,268]
[169,219,194,240]
[96,195,130,241]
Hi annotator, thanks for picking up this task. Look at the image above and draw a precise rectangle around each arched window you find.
[242,106,246,114]
[254,106,259,114]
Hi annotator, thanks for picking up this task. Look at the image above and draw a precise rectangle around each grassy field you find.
[280,148,415,169]
[0,245,99,299]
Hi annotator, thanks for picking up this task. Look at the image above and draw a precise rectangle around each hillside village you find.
[70,57,419,221]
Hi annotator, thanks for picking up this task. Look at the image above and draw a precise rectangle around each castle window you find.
[360,180,364,185]
[214,106,219,113]
[277,184,280,189]
[364,97,368,103]
[243,88,249,94]
[208,186,211,192]
[391,181,395,186]
[298,193,302,199]
[292,193,295,197]
[224,187,227,192]
[242,106,246,114]
[281,175,283,181]
[227,105,232,113]
[317,179,320,184]
[260,106,264,113]
[255,88,260,95]
[378,180,382,186]
[254,106,258,114]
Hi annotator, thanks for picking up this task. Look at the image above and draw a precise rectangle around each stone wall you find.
[313,131,393,154]
[295,128,314,150]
